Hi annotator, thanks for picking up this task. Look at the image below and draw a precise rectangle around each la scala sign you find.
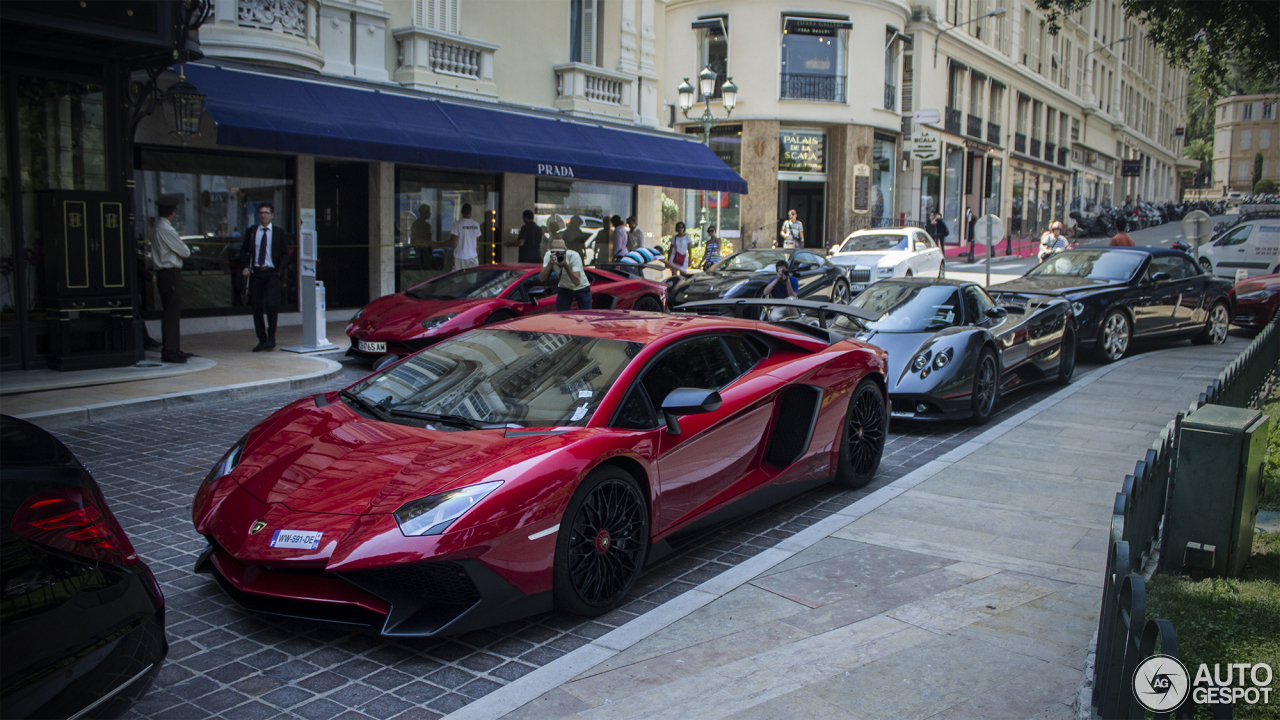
[910,130,941,162]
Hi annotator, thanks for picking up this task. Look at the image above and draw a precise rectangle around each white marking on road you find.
[987,263,1024,270]
[527,524,559,541]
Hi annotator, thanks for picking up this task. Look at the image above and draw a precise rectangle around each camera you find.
[555,250,566,262]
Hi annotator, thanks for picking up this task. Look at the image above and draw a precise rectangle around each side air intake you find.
[765,385,822,468]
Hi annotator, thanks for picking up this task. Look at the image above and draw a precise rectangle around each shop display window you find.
[396,169,498,291]
[535,179,633,265]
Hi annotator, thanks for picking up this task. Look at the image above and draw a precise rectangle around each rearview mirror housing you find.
[660,388,723,435]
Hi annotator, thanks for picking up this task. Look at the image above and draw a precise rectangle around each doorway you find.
[778,181,825,248]
[315,163,370,309]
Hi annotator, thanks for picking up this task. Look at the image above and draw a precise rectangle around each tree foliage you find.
[1035,0,1280,94]
[1255,179,1278,196]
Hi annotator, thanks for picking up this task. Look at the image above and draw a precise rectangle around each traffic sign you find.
[976,214,1004,247]
[1181,209,1212,257]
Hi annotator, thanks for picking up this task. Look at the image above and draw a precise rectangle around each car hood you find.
[1235,275,1280,294]
[829,250,908,268]
[354,294,492,337]
[854,329,951,388]
[987,276,1124,297]
[671,270,767,302]
[234,403,546,515]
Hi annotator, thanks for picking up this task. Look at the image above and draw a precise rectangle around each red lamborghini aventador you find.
[346,263,667,364]
[194,310,887,637]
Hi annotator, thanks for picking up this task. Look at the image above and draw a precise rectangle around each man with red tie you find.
[240,202,289,351]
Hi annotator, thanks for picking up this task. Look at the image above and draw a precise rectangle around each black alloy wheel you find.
[1056,328,1076,384]
[553,467,649,616]
[633,295,664,313]
[835,379,887,488]
[969,349,999,425]
[1096,309,1130,363]
[831,278,852,305]
[1192,301,1230,346]
[485,310,517,325]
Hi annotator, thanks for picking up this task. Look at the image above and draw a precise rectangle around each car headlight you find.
[394,481,503,537]
[722,280,751,298]
[911,350,932,372]
[351,308,364,322]
[204,433,248,486]
[1238,289,1278,301]
[932,348,953,370]
[421,313,460,331]
[877,266,895,276]
[1071,302,1085,317]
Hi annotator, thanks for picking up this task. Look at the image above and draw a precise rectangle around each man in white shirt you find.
[240,202,288,351]
[626,216,644,251]
[151,195,192,363]
[440,203,481,271]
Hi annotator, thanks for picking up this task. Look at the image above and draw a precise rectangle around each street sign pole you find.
[1181,210,1212,259]
[976,214,1004,287]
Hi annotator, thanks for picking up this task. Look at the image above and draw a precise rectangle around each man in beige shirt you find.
[151,195,192,363]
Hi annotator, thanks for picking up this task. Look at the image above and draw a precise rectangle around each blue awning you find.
[183,65,748,194]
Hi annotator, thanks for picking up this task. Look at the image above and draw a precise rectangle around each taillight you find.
[11,487,139,565]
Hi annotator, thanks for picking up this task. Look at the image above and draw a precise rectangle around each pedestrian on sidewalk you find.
[925,211,949,249]
[702,225,723,269]
[669,222,692,275]
[626,216,644,251]
[241,202,288,352]
[152,195,192,363]
[1109,218,1135,247]
[506,209,543,264]
[439,203,481,271]
[780,209,804,248]
[965,207,977,262]
[539,237,591,310]
[610,215,628,261]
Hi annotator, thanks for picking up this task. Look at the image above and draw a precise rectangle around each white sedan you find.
[828,228,945,292]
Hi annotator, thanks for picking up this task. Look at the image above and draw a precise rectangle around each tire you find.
[969,349,1000,425]
[1198,257,1213,275]
[830,278,852,305]
[937,260,946,279]
[1056,327,1076,385]
[1192,301,1230,346]
[553,466,649,617]
[485,310,517,325]
[1094,309,1131,363]
[835,379,887,489]
[373,354,399,371]
[632,295,664,313]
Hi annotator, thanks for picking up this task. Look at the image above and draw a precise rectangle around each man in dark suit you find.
[240,202,288,351]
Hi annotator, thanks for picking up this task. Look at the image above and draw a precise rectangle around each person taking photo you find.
[539,237,591,310]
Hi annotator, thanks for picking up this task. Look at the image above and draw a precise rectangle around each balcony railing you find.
[987,121,1001,145]
[1046,142,1056,162]
[945,107,962,134]
[1014,132,1027,153]
[1030,138,1042,157]
[394,26,499,93]
[884,83,896,110]
[553,62,634,117]
[967,114,983,138]
[780,74,846,103]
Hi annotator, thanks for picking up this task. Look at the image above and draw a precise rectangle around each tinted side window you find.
[1219,225,1253,246]
[612,387,658,429]
[793,251,822,270]
[641,336,739,408]
[1174,257,1202,278]
[1147,256,1183,280]
[723,335,764,374]
[962,286,995,323]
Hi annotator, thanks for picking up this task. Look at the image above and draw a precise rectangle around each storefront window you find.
[1011,171,1025,235]
[678,125,743,241]
[985,158,1002,217]
[1040,180,1052,229]
[535,179,632,265]
[135,150,295,315]
[944,145,964,234]
[780,19,849,102]
[921,157,941,220]
[397,169,498,291]
[871,135,896,227]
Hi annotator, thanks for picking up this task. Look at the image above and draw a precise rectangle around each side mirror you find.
[1151,271,1172,282]
[914,242,928,252]
[660,388,722,435]
[984,307,1007,320]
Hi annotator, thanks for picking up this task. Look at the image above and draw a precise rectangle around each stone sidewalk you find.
[447,337,1247,720]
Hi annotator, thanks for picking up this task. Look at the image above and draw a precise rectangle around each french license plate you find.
[358,340,386,353]
[890,411,915,419]
[850,284,866,292]
[270,529,323,550]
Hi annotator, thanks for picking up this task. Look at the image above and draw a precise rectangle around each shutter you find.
[902,54,914,114]
[422,0,459,33]
[581,0,597,66]
[415,0,425,26]
[447,0,459,34]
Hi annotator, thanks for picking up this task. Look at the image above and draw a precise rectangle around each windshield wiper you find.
[340,389,394,422]
[388,408,483,429]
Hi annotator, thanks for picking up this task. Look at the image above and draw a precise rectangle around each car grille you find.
[847,268,871,283]
[346,561,481,607]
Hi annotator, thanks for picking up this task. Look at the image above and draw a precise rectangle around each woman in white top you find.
[668,222,692,274]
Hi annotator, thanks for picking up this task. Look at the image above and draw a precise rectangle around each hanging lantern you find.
[162,73,205,140]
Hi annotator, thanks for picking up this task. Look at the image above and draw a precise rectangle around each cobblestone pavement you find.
[47,357,1072,720]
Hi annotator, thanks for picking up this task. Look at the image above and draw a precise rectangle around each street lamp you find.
[160,65,206,141]
[676,66,738,249]
[933,7,1007,67]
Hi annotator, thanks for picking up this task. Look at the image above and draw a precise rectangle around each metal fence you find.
[1195,313,1280,410]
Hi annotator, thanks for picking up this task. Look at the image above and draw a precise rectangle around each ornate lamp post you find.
[677,67,738,253]
[160,66,207,141]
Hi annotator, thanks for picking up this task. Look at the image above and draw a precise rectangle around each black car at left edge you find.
[988,247,1234,362]
[1,416,167,719]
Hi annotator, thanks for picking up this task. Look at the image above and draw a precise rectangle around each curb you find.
[443,353,1152,720]
[13,356,346,429]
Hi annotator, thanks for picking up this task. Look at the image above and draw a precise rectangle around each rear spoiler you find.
[674,298,882,328]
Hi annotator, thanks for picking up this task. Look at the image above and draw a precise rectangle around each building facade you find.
[1212,93,1280,194]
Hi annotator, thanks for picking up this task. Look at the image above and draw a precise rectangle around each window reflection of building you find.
[535,180,633,264]
[396,168,498,292]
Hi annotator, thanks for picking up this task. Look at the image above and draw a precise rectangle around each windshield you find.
[346,330,641,429]
[713,250,793,272]
[833,283,960,333]
[838,234,909,253]
[1027,250,1144,281]
[406,268,525,300]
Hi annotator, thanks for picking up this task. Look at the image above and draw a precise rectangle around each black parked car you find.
[988,248,1234,363]
[1,416,166,719]
[669,248,852,309]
